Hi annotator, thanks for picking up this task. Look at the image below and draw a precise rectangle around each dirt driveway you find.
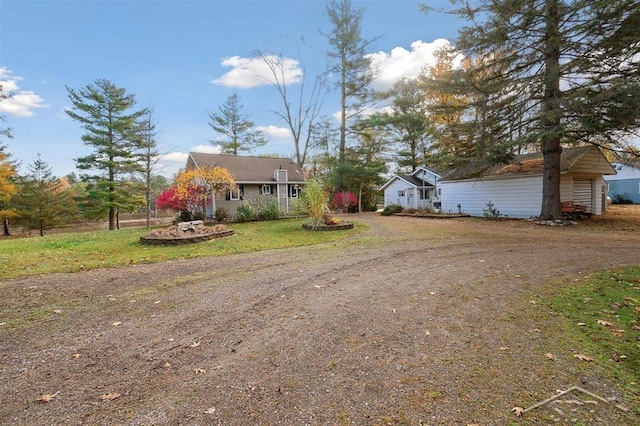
[1,210,639,425]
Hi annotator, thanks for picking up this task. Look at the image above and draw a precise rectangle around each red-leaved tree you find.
[331,191,358,212]
[156,186,203,217]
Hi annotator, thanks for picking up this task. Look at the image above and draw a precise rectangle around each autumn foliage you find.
[331,191,358,211]
[157,166,236,218]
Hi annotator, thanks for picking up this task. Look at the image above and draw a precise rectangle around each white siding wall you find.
[384,179,412,208]
[441,174,607,218]
[441,176,543,218]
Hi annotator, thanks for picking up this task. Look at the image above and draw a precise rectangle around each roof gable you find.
[187,153,305,183]
[380,167,439,190]
[441,146,615,181]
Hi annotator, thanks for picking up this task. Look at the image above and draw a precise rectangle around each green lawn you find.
[0,219,367,280]
[547,266,640,404]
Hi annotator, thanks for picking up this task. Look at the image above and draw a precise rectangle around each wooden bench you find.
[561,201,591,219]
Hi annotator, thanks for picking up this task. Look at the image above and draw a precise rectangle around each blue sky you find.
[1,0,464,178]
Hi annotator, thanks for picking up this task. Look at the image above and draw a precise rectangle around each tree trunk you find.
[539,0,563,220]
[3,218,11,236]
[109,207,116,230]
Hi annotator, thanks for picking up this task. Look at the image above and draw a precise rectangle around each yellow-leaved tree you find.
[0,145,18,235]
[174,166,236,218]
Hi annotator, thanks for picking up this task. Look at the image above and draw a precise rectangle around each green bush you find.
[380,204,403,216]
[296,180,329,225]
[235,197,282,222]
[235,202,256,222]
[612,193,633,204]
[255,197,281,221]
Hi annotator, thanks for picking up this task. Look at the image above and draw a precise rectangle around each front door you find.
[407,188,415,209]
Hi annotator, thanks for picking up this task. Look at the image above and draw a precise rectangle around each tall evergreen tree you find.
[12,154,75,236]
[375,78,433,173]
[208,94,266,155]
[324,0,376,190]
[66,79,147,230]
[423,0,640,220]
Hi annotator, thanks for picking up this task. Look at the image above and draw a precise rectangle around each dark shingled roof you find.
[441,146,611,181]
[397,174,435,187]
[187,153,305,183]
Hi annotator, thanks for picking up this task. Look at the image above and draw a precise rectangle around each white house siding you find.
[441,174,607,218]
[441,175,543,218]
[384,179,411,208]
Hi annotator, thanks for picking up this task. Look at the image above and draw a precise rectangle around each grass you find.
[546,266,640,400]
[0,219,367,281]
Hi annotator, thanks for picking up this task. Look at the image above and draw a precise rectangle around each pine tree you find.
[208,94,266,155]
[12,154,75,236]
[324,0,376,190]
[423,0,640,220]
[66,79,147,230]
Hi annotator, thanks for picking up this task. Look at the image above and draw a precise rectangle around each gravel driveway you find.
[1,212,639,425]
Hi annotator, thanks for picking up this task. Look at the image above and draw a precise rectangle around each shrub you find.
[214,207,228,221]
[331,191,358,212]
[255,197,281,221]
[235,202,256,222]
[296,180,330,225]
[482,201,502,219]
[235,197,282,222]
[612,193,633,204]
[380,204,403,216]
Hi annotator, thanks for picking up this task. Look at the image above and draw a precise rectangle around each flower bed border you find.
[139,229,235,245]
[301,222,354,231]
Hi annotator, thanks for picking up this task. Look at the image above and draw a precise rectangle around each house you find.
[605,162,640,203]
[185,152,306,216]
[380,167,441,210]
[439,145,616,218]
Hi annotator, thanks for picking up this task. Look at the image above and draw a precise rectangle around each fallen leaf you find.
[512,406,525,417]
[545,352,555,360]
[424,330,431,336]
[194,368,206,374]
[154,300,161,304]
[499,346,511,351]
[204,406,216,414]
[612,329,625,336]
[573,353,594,362]
[53,309,62,314]
[597,319,614,327]
[529,300,536,305]
[162,362,171,368]
[577,322,586,326]
[72,353,81,359]
[37,391,59,403]
[189,341,201,348]
[112,321,122,326]
[100,392,121,401]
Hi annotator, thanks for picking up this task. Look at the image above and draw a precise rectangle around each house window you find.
[289,184,301,198]
[260,184,272,195]
[419,188,431,200]
[398,190,405,197]
[227,184,244,200]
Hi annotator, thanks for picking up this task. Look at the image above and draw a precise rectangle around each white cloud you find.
[191,144,222,154]
[366,39,453,91]
[212,55,303,89]
[256,125,291,139]
[0,67,48,117]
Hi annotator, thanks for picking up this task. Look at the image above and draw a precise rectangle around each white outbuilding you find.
[380,167,441,210]
[439,146,616,218]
